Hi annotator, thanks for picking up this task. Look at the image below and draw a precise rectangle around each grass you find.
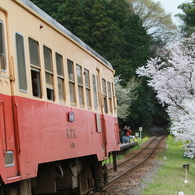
[142,135,195,195]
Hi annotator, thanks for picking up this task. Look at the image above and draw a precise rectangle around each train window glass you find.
[107,81,112,113]
[76,64,84,106]
[43,46,54,101]
[107,82,111,97]
[31,69,42,97]
[102,79,107,96]
[92,74,98,110]
[96,70,100,104]
[67,59,76,105]
[84,69,91,108]
[28,38,42,98]
[112,83,117,113]
[15,33,27,92]
[102,79,108,113]
[56,53,65,102]
[0,22,6,71]
[67,59,75,82]
[43,46,53,72]
[29,38,40,67]
[56,53,63,76]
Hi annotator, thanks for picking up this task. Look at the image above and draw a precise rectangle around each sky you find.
[154,0,192,25]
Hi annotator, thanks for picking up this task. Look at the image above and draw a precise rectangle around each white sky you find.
[154,0,192,25]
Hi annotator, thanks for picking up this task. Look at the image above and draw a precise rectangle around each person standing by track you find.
[121,126,133,144]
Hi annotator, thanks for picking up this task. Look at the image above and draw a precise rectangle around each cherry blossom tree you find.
[136,33,195,158]
[115,76,140,120]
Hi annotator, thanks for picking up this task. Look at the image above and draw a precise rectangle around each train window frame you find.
[76,64,84,107]
[107,81,113,113]
[67,59,76,106]
[43,45,54,101]
[0,21,6,72]
[102,78,108,114]
[55,52,65,103]
[92,74,98,110]
[84,68,91,109]
[28,38,42,98]
[15,32,27,92]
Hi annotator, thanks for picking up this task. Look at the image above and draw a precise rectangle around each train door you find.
[96,69,108,157]
[0,10,20,182]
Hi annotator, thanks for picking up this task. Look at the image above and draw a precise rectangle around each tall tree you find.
[115,76,140,121]
[177,1,195,36]
[105,0,150,82]
[107,0,131,29]
[31,0,65,19]
[82,0,111,53]
[56,0,89,41]
[137,33,195,158]
[129,0,178,43]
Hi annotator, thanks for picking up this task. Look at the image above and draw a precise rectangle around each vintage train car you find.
[0,0,120,194]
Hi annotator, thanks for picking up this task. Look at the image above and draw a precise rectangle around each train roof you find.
[19,0,113,70]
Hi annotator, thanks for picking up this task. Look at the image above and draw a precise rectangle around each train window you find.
[56,53,65,102]
[67,59,76,105]
[76,64,84,106]
[0,22,6,71]
[29,38,40,67]
[43,46,54,101]
[92,74,98,110]
[112,83,117,113]
[15,33,27,92]
[102,79,108,113]
[31,69,41,97]
[84,69,91,108]
[29,38,42,98]
[107,81,112,113]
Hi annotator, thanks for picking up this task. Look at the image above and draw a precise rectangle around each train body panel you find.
[0,94,119,184]
[0,0,120,194]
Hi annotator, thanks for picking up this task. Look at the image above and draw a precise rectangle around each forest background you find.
[30,0,193,134]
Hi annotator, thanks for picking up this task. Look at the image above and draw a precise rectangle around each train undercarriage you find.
[0,155,111,195]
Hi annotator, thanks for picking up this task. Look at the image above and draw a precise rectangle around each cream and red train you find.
[0,0,120,194]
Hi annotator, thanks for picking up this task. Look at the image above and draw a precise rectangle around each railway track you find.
[99,135,167,194]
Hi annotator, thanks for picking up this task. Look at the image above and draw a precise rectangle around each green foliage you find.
[57,0,89,41]
[31,0,65,19]
[122,77,169,131]
[177,1,195,36]
[82,0,112,52]
[115,76,140,120]
[129,0,177,42]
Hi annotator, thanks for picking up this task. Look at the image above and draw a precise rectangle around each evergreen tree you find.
[107,0,131,29]
[81,0,112,53]
[177,1,195,36]
[121,14,150,78]
[56,0,89,41]
[31,0,65,19]
[105,1,150,83]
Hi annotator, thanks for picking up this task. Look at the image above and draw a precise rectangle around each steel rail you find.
[108,135,161,172]
[103,135,166,190]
